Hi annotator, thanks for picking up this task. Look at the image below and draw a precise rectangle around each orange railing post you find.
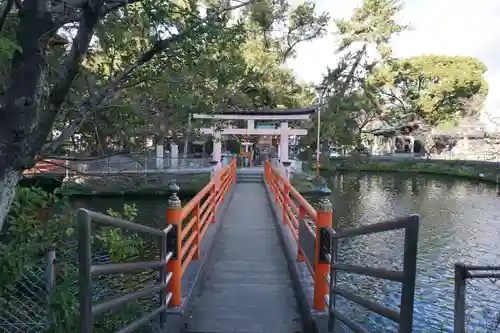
[166,182,183,307]
[194,203,201,259]
[210,180,217,223]
[282,181,290,225]
[297,205,306,262]
[313,190,333,311]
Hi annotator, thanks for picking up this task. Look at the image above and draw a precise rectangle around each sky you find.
[285,0,500,127]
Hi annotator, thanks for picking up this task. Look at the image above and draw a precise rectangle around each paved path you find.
[186,182,303,333]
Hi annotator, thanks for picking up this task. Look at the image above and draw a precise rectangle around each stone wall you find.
[320,157,500,183]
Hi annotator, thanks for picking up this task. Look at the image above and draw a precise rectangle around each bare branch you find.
[0,0,15,33]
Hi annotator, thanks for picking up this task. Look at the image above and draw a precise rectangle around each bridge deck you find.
[186,182,303,333]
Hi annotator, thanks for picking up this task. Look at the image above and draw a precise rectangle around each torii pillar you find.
[213,130,222,169]
[280,122,289,162]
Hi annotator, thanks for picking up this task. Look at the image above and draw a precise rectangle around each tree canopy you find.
[312,0,488,151]
[0,0,491,228]
[0,0,328,228]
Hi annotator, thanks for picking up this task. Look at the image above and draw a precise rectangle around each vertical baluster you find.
[297,205,305,262]
[166,181,183,307]
[282,181,290,225]
[313,186,332,311]
[194,203,201,259]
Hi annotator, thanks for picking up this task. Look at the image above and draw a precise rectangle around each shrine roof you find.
[218,106,317,116]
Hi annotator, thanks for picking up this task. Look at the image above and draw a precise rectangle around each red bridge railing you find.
[166,159,237,306]
[264,160,332,311]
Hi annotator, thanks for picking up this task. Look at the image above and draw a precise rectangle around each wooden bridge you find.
[76,159,420,333]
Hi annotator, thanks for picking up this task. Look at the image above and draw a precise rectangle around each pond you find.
[71,172,500,333]
[320,172,500,333]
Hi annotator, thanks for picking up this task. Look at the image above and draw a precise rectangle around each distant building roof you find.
[433,116,487,136]
[371,122,422,136]
[219,106,317,116]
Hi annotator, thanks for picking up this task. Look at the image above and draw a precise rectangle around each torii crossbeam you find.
[193,107,317,167]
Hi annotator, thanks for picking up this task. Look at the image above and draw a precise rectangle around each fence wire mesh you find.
[0,264,49,333]
[0,210,169,333]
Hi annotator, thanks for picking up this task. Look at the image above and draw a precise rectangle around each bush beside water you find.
[0,187,157,333]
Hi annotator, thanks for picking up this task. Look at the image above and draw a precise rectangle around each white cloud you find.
[286,0,500,117]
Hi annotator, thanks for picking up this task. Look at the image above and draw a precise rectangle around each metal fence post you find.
[166,181,183,307]
[159,229,169,329]
[44,247,56,330]
[454,263,468,333]
[399,214,419,333]
[313,186,332,311]
[77,209,93,333]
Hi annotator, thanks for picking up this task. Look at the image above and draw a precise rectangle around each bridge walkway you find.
[76,159,420,333]
[186,181,302,333]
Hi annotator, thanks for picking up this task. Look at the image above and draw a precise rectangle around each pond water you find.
[321,172,500,333]
[71,172,500,333]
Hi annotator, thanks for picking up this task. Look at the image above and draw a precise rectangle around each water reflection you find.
[323,172,500,332]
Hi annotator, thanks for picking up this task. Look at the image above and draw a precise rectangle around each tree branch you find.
[45,0,258,153]
[0,0,14,33]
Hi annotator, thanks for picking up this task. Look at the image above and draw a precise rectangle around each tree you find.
[314,0,407,151]
[369,55,489,126]
[0,0,328,229]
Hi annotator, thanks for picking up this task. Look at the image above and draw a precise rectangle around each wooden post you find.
[166,181,183,307]
[313,187,332,311]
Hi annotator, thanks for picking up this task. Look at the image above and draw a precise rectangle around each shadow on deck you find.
[185,181,303,333]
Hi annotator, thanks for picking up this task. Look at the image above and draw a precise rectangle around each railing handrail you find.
[454,263,500,333]
[264,160,326,308]
[322,215,419,333]
[77,158,238,332]
[264,160,419,333]
[165,158,237,307]
[267,162,316,219]
[77,209,174,333]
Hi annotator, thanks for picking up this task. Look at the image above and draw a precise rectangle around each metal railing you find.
[320,215,419,333]
[77,159,237,332]
[265,161,420,332]
[264,161,327,308]
[454,264,500,333]
[77,209,174,333]
[164,158,236,306]
[24,156,212,176]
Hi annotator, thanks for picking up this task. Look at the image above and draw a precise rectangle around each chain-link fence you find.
[0,208,168,333]
[0,260,51,333]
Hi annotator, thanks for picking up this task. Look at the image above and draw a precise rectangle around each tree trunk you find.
[0,1,55,231]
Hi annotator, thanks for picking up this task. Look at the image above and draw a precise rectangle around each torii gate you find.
[193,107,316,168]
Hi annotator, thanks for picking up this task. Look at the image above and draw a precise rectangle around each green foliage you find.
[316,0,489,152]
[369,55,489,125]
[0,187,70,294]
[0,186,147,332]
[28,0,326,156]
[96,204,143,261]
